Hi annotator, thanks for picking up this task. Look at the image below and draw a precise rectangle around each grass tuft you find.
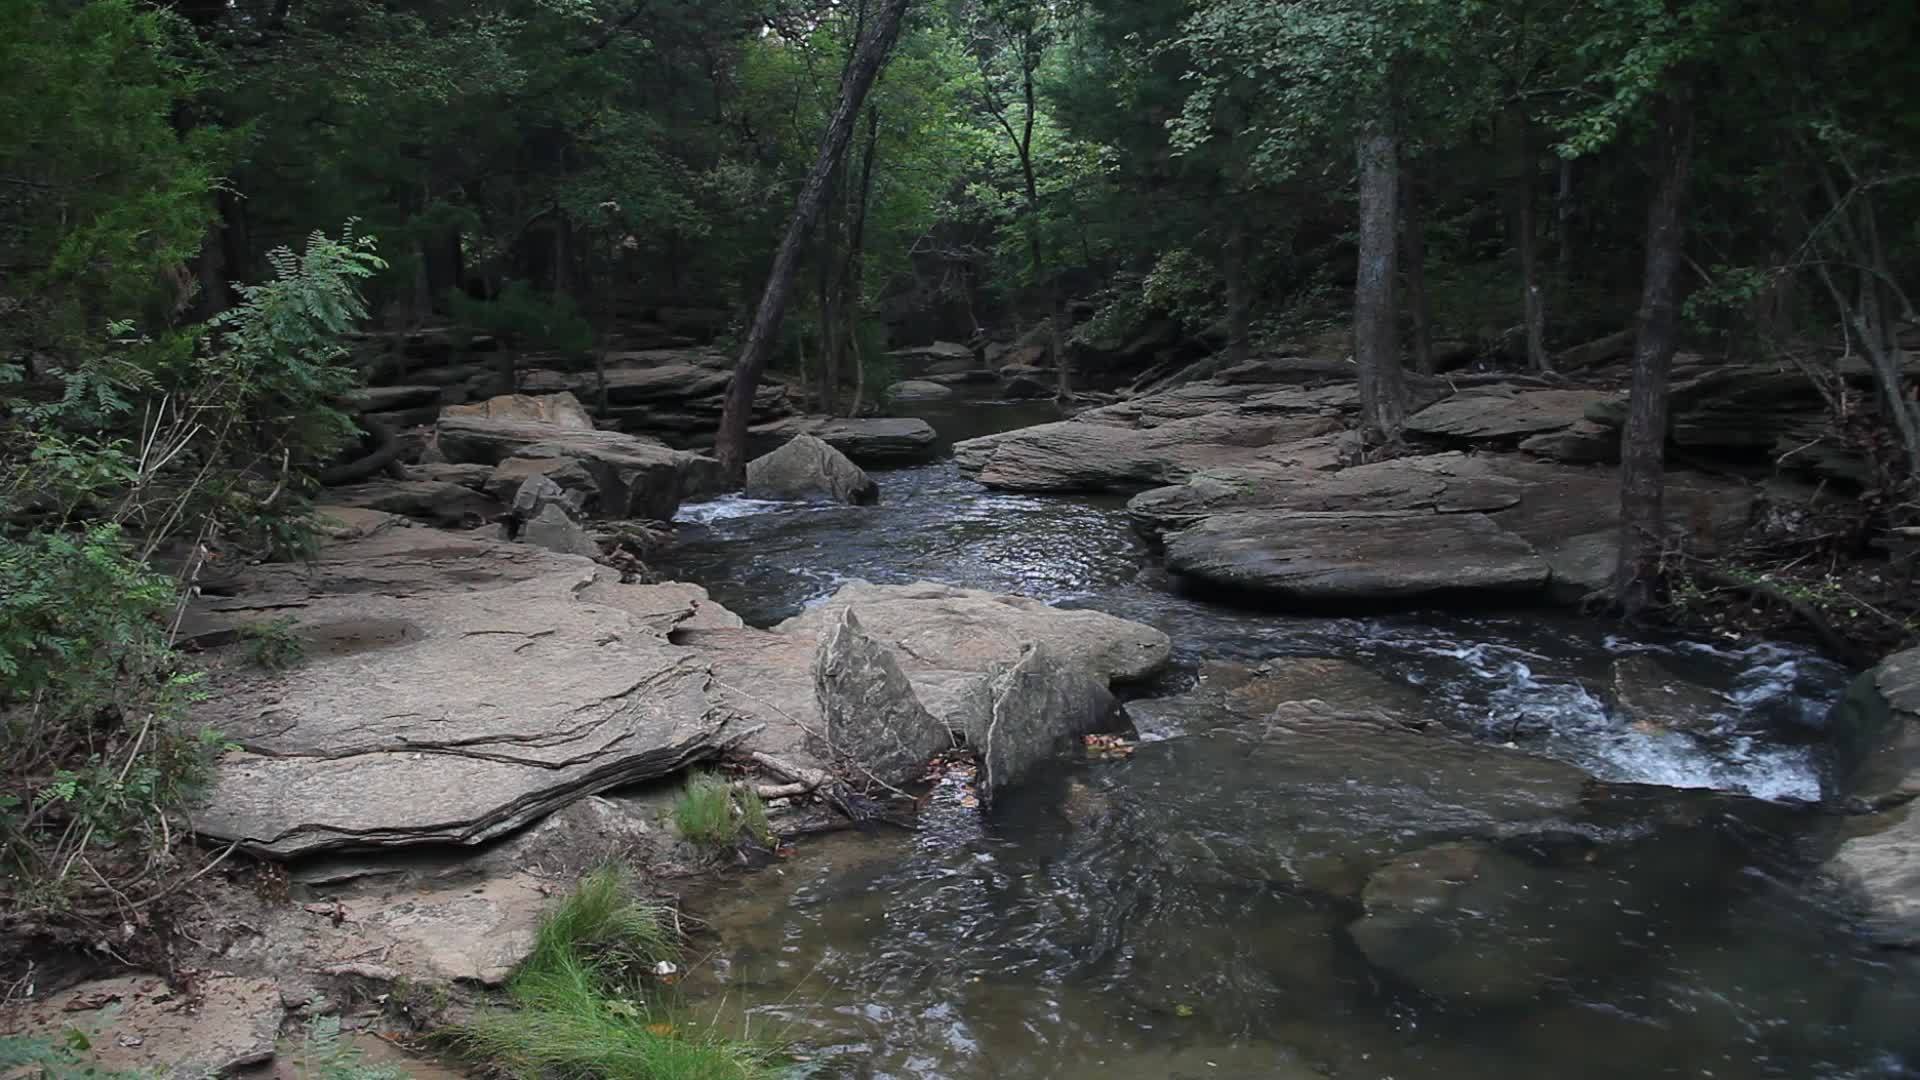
[455,867,772,1080]
[672,774,773,850]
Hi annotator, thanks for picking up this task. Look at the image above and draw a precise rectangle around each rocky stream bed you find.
[8,354,1919,1080]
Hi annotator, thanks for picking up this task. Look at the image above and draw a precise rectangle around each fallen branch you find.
[315,962,400,982]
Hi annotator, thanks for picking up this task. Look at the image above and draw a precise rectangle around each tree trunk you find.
[1354,126,1408,444]
[1224,213,1252,369]
[838,106,883,417]
[1400,162,1433,375]
[1505,105,1550,371]
[713,0,912,479]
[1613,85,1696,615]
[1555,156,1575,295]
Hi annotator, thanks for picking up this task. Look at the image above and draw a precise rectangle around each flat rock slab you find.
[321,478,502,528]
[191,524,741,858]
[3,974,283,1078]
[434,413,722,519]
[1128,452,1526,539]
[1407,388,1614,441]
[1165,510,1550,603]
[962,414,1345,493]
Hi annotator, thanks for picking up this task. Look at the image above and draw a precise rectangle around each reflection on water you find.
[658,400,1907,1079]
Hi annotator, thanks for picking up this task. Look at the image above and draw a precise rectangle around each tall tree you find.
[714,0,913,479]
[1354,118,1409,443]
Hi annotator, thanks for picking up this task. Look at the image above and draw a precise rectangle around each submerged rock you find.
[886,378,956,402]
[1611,655,1728,737]
[745,434,879,504]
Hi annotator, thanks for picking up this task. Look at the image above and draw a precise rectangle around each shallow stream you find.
[658,400,1919,1079]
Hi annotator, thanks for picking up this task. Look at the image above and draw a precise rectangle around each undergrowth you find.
[672,774,773,851]
[455,868,773,1080]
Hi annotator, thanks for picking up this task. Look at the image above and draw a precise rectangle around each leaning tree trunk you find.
[1354,124,1408,445]
[714,0,912,479]
[1614,85,1696,615]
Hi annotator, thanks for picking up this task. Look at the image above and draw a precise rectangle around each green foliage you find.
[457,867,772,1080]
[0,1030,143,1080]
[286,1017,411,1080]
[447,281,594,360]
[0,0,222,339]
[672,774,772,850]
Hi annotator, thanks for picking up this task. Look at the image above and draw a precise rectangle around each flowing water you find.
[657,400,1919,1079]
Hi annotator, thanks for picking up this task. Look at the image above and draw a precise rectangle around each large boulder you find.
[437,403,723,521]
[747,415,940,466]
[778,581,1172,686]
[519,502,600,558]
[745,434,880,505]
[1164,509,1551,604]
[812,609,952,785]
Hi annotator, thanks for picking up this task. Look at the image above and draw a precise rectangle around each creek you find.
[658,400,1920,1079]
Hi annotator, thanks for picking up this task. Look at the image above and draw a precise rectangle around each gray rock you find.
[1610,655,1728,736]
[405,461,496,489]
[1165,509,1551,603]
[321,478,503,528]
[977,642,1115,795]
[1215,356,1355,385]
[486,453,599,506]
[1519,419,1620,463]
[812,609,951,785]
[747,415,940,465]
[745,434,879,505]
[511,473,583,521]
[890,340,975,364]
[1000,373,1052,399]
[519,503,600,558]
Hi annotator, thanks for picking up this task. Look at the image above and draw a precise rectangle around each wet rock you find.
[519,502,600,558]
[779,580,1172,685]
[747,415,939,465]
[1826,647,1920,945]
[1347,841,1573,1004]
[320,478,502,528]
[812,609,951,785]
[886,379,955,402]
[976,642,1116,794]
[960,413,1345,493]
[442,390,596,430]
[1165,509,1550,604]
[744,434,879,505]
[5,974,284,1079]
[1611,655,1728,736]
[1407,388,1614,442]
